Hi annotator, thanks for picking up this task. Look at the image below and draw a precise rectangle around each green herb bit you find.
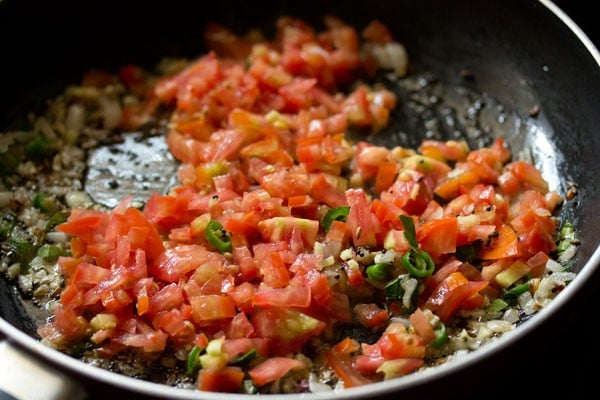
[366,263,392,280]
[385,276,404,301]
[0,212,17,238]
[402,249,435,278]
[205,220,232,253]
[37,244,68,261]
[24,134,51,160]
[187,346,204,376]
[321,206,350,232]
[384,274,419,312]
[229,348,257,366]
[33,193,59,214]
[45,211,69,232]
[559,220,575,241]
[399,214,418,248]
[8,236,36,267]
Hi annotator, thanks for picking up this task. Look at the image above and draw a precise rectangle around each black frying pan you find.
[1,0,600,399]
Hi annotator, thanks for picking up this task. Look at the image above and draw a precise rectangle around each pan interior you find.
[1,0,599,397]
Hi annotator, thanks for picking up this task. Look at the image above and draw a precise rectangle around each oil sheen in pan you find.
[85,132,179,209]
[84,70,560,214]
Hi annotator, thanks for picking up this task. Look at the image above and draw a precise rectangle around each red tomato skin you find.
[248,357,306,386]
[197,366,245,393]
[346,188,380,248]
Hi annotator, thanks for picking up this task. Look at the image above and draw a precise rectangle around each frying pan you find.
[1,0,600,399]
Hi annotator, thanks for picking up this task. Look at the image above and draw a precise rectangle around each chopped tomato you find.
[409,308,436,344]
[325,349,373,387]
[248,357,306,386]
[416,217,458,258]
[253,286,311,308]
[40,15,567,395]
[425,272,489,322]
[197,366,245,393]
[478,224,520,260]
[346,188,380,247]
[354,303,389,329]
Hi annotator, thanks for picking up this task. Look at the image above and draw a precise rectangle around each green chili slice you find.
[37,244,68,261]
[487,298,509,312]
[45,211,69,232]
[402,249,435,278]
[321,206,350,232]
[503,282,530,299]
[430,322,448,348]
[557,220,576,254]
[366,263,392,280]
[0,212,17,238]
[205,220,232,253]
[399,214,434,277]
[187,346,203,376]
[399,214,418,248]
[229,348,257,366]
[33,193,58,214]
[8,236,36,267]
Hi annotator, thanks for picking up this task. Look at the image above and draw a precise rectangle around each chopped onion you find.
[65,190,92,208]
[65,103,86,143]
[558,244,577,264]
[545,258,563,273]
[308,374,333,393]
[99,95,123,130]
[0,191,13,208]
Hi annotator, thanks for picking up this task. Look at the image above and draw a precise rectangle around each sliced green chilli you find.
[205,220,232,253]
[401,249,435,278]
[321,206,350,232]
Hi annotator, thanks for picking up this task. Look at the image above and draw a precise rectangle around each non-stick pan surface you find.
[1,0,600,399]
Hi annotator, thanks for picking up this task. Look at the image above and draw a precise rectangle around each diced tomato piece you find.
[478,224,520,260]
[71,262,110,286]
[150,244,221,282]
[377,332,425,359]
[251,307,325,354]
[417,217,458,257]
[333,337,361,354]
[346,188,380,247]
[325,349,373,387]
[354,303,389,329]
[248,357,306,387]
[425,272,489,322]
[115,330,168,353]
[253,286,312,308]
[198,366,245,393]
[190,295,236,322]
[376,358,424,380]
[409,308,436,344]
[342,86,373,126]
[257,217,318,251]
